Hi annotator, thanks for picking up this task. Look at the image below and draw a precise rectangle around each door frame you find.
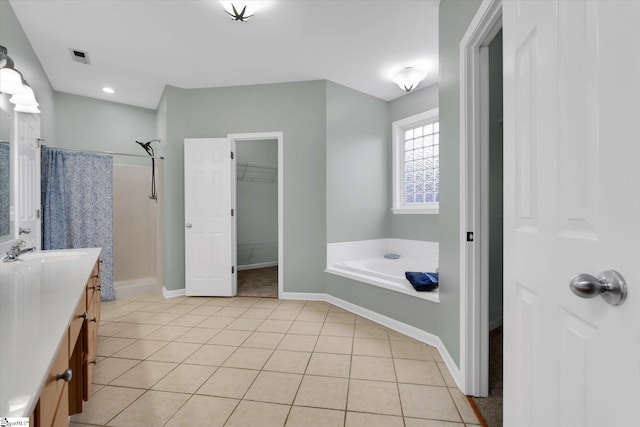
[459,0,502,397]
[228,131,284,297]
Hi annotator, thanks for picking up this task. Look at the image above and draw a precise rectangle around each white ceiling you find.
[9,0,439,110]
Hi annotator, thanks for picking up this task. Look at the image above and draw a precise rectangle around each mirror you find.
[0,92,13,243]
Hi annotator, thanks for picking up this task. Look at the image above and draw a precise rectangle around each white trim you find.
[280,291,462,389]
[114,277,160,299]
[162,286,186,299]
[228,132,284,298]
[237,261,278,271]
[392,108,440,213]
[459,0,503,397]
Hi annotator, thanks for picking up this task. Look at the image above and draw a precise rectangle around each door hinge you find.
[231,208,235,216]
[232,266,235,274]
[231,151,234,160]
[466,231,474,242]
[36,209,41,219]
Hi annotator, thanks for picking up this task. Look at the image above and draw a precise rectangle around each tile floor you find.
[71,294,480,427]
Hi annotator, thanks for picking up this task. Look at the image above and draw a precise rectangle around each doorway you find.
[235,138,279,297]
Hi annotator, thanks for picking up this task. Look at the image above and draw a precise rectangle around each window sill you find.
[392,208,439,215]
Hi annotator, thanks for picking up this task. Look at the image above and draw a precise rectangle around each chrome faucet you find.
[3,239,36,262]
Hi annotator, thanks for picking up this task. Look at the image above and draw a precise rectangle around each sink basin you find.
[19,250,88,262]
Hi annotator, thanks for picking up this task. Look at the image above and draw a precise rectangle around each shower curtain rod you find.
[40,142,164,160]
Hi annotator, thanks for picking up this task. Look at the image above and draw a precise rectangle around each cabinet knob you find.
[79,312,89,320]
[55,368,72,382]
[91,317,98,323]
[89,360,97,365]
[90,284,101,291]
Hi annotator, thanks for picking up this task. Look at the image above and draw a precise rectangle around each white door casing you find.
[503,1,640,426]
[184,138,236,296]
[14,112,40,250]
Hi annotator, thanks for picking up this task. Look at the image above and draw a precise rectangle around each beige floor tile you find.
[228,297,261,307]
[277,334,318,352]
[277,300,306,310]
[226,317,264,331]
[203,297,234,307]
[197,367,259,398]
[162,303,197,314]
[354,324,390,340]
[165,395,238,427]
[314,336,353,354]
[223,347,273,369]
[350,355,396,382]
[268,310,300,321]
[106,390,189,427]
[242,308,274,319]
[325,311,356,324]
[388,330,418,342]
[152,363,216,393]
[143,325,191,341]
[285,407,344,427]
[92,357,139,385]
[305,352,350,378]
[146,341,202,363]
[242,331,285,349]
[347,379,402,416]
[404,419,466,427]
[197,315,236,329]
[110,360,177,389]
[294,375,348,410]
[288,321,323,335]
[303,301,330,312]
[245,371,302,404]
[97,337,137,357]
[112,324,162,339]
[174,327,221,344]
[112,311,156,324]
[430,346,444,362]
[352,338,392,357]
[100,309,134,322]
[449,387,480,424]
[208,329,252,346]
[140,312,182,325]
[263,350,312,374]
[170,313,209,327]
[345,412,404,427]
[225,400,290,427]
[355,316,377,326]
[139,302,174,313]
[70,386,144,425]
[295,310,327,322]
[98,322,136,337]
[320,322,355,337]
[184,344,236,366]
[394,359,445,386]
[390,340,434,361]
[111,339,168,360]
[90,383,104,396]
[217,306,249,317]
[398,383,461,422]
[254,299,281,309]
[257,319,294,333]
[188,305,224,316]
[437,362,457,388]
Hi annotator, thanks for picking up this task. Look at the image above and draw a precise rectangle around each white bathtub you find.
[325,239,439,303]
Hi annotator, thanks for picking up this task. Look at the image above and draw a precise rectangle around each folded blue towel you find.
[405,272,439,292]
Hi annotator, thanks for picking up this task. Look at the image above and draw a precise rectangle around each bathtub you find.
[325,239,439,303]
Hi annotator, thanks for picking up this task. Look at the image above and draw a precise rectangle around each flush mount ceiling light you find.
[102,87,115,94]
[392,67,427,92]
[0,46,26,95]
[220,1,263,21]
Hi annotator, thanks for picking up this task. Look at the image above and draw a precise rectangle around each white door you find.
[503,1,640,426]
[184,138,236,296]
[14,112,40,250]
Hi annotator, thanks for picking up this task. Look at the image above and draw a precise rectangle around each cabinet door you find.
[36,332,69,427]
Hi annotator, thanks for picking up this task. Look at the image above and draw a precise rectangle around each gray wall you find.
[161,81,327,293]
[326,81,389,243]
[438,0,483,365]
[1,0,55,142]
[389,83,439,241]
[236,139,278,266]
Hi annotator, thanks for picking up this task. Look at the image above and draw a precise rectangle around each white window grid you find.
[403,121,439,205]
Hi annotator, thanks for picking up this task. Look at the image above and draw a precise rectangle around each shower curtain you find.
[41,147,115,301]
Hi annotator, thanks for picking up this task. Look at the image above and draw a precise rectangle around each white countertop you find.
[0,247,101,418]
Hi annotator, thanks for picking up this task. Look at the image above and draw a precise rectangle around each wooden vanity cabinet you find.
[33,259,101,427]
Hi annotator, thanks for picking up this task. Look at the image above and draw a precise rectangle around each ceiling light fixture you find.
[0,46,26,95]
[220,1,262,21]
[102,87,115,94]
[10,82,39,110]
[392,67,427,92]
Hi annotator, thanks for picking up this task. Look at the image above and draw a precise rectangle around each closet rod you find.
[40,142,164,160]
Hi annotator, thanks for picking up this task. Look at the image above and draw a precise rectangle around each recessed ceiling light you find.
[102,87,114,94]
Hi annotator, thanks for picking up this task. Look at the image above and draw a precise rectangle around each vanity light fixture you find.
[220,1,262,21]
[392,67,427,92]
[0,46,26,95]
[9,82,39,112]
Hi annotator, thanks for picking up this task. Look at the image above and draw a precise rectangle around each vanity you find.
[0,248,102,426]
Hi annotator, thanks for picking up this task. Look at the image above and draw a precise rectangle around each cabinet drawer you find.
[37,332,70,427]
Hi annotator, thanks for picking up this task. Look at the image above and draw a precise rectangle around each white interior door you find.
[14,112,40,250]
[503,1,640,426]
[184,138,236,296]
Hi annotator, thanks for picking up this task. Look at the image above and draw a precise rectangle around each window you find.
[392,108,439,214]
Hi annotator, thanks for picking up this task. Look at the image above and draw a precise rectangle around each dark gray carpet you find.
[237,266,278,298]
[472,326,503,427]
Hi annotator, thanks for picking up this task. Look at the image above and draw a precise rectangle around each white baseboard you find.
[162,286,186,299]
[114,277,160,300]
[237,262,278,271]
[489,316,503,332]
[280,291,462,390]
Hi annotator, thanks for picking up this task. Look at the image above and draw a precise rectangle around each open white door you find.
[14,112,40,250]
[184,138,236,296]
[503,1,640,426]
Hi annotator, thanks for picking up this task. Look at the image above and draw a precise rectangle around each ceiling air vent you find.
[69,48,90,65]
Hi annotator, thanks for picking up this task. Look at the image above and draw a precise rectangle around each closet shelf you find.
[237,162,277,183]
